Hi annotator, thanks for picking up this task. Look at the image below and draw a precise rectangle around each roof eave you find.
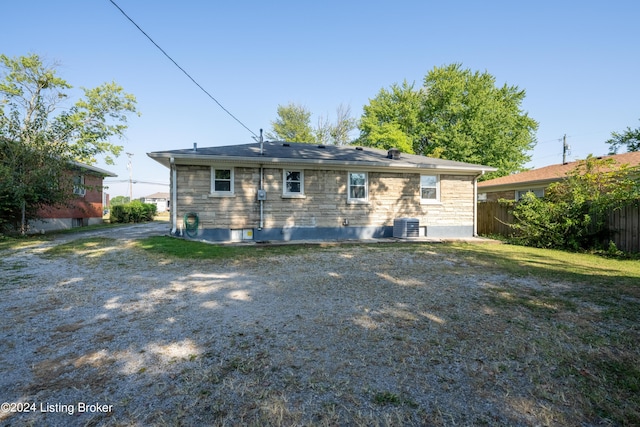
[70,161,118,177]
[147,152,496,174]
[478,177,564,192]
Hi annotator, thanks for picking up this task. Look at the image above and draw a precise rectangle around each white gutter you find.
[170,157,177,235]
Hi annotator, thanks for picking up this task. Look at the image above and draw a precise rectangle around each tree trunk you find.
[21,199,26,235]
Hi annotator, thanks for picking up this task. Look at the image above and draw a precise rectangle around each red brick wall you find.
[38,174,104,219]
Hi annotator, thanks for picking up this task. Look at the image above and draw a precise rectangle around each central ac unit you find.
[393,218,419,238]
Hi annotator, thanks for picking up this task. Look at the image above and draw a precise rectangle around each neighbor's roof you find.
[142,192,170,199]
[148,141,497,174]
[478,151,640,191]
[70,161,117,177]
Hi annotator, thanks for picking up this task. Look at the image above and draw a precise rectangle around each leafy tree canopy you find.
[358,81,424,154]
[1,54,138,165]
[606,119,640,154]
[357,64,538,179]
[0,53,138,233]
[266,103,315,143]
[267,102,357,145]
[109,195,130,206]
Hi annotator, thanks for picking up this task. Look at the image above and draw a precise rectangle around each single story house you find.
[140,192,170,212]
[478,151,640,202]
[147,141,496,242]
[30,162,116,232]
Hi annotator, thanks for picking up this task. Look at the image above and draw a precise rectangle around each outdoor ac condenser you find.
[393,218,420,238]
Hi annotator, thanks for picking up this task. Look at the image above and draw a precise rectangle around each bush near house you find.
[507,155,640,252]
[110,200,157,223]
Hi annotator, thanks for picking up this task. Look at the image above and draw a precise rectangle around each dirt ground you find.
[0,223,624,426]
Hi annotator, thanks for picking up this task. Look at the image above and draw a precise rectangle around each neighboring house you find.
[30,162,117,233]
[140,192,170,212]
[148,142,496,242]
[478,151,640,202]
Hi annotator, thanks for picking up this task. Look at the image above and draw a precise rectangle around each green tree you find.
[0,136,71,232]
[0,53,138,233]
[606,119,640,154]
[357,64,538,179]
[357,80,425,154]
[328,104,357,146]
[509,155,640,250]
[109,195,130,206]
[266,103,315,143]
[268,102,358,145]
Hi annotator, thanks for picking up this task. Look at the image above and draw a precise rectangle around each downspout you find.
[259,129,264,230]
[259,164,264,230]
[170,157,177,235]
[473,170,485,237]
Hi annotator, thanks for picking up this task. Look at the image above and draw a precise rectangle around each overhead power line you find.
[107,0,258,138]
[105,179,169,186]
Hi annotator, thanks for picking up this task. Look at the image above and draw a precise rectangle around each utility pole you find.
[562,134,570,164]
[126,152,133,202]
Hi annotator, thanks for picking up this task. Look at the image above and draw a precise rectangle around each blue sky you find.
[3,0,639,198]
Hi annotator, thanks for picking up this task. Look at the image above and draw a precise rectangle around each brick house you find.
[148,142,496,242]
[30,162,116,232]
[478,151,640,202]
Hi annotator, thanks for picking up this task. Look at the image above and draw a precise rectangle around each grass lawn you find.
[436,242,640,425]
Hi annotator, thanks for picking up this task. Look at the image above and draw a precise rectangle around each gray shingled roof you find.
[148,141,496,173]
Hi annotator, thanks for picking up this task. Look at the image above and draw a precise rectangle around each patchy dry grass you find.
[134,235,330,260]
[42,237,118,258]
[1,238,638,426]
[426,243,640,425]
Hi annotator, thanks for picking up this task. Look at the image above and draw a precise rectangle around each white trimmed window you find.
[516,189,544,200]
[73,175,86,197]
[283,170,304,196]
[211,168,234,194]
[348,172,368,202]
[420,174,439,203]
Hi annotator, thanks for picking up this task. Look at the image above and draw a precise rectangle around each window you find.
[73,175,86,197]
[283,170,304,195]
[211,168,234,194]
[420,175,439,203]
[516,189,544,200]
[348,172,368,202]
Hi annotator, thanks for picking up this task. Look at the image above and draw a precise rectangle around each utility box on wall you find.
[393,218,420,238]
[230,229,255,242]
[256,189,267,200]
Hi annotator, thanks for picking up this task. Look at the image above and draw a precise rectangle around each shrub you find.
[508,155,640,251]
[110,201,157,223]
[509,193,592,250]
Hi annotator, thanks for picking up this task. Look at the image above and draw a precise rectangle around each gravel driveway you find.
[1,224,582,426]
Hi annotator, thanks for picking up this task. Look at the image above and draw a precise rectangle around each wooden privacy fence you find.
[607,202,640,253]
[477,202,514,237]
[477,201,640,253]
